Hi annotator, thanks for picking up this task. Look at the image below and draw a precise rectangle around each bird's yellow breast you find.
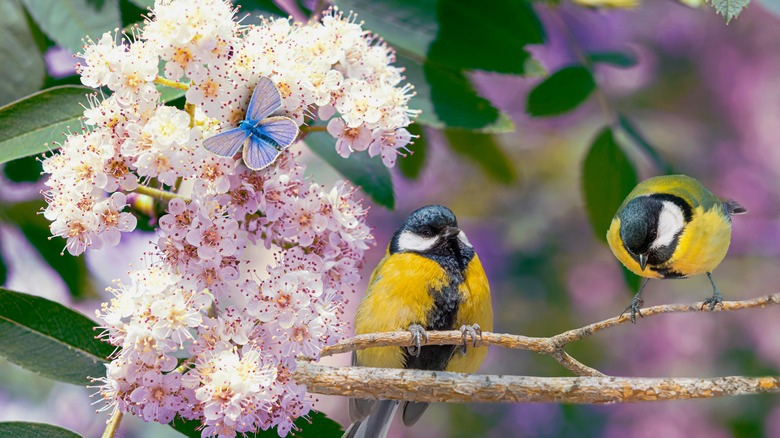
[607,205,732,279]
[354,252,492,373]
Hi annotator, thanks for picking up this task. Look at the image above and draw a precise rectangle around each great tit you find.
[344,205,493,438]
[607,175,746,323]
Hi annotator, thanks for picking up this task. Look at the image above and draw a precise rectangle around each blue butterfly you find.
[203,76,299,170]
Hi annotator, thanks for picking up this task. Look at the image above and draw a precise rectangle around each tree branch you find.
[293,362,780,404]
[300,294,780,402]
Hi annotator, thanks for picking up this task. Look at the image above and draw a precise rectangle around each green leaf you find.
[335,0,540,130]
[708,0,750,23]
[3,154,44,183]
[127,0,153,8]
[398,123,427,180]
[304,132,394,209]
[527,65,596,117]
[332,0,437,58]
[396,54,512,132]
[0,86,92,165]
[170,411,342,438]
[588,50,638,68]
[3,201,96,300]
[756,0,780,16]
[20,0,121,53]
[616,113,672,174]
[621,265,641,292]
[119,0,149,29]
[581,127,638,243]
[334,0,544,74]
[234,0,288,18]
[0,248,7,286]
[445,129,516,184]
[0,422,83,438]
[0,288,113,385]
[0,1,45,106]
[427,0,545,75]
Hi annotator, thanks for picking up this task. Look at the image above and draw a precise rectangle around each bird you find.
[607,174,746,323]
[343,205,493,438]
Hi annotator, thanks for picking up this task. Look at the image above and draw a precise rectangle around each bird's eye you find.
[419,227,436,238]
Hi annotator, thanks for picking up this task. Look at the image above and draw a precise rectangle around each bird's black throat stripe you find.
[403,244,475,371]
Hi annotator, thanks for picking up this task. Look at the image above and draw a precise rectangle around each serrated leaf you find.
[0,86,92,165]
[588,50,638,68]
[616,113,672,174]
[527,65,596,117]
[708,0,750,22]
[3,201,96,300]
[0,288,113,385]
[398,123,427,180]
[20,0,121,53]
[445,129,516,184]
[581,127,638,243]
[0,1,45,106]
[304,132,394,209]
[170,411,342,438]
[0,422,83,438]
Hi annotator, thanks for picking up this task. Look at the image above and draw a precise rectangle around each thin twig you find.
[294,362,780,404]
[313,294,780,379]
[133,185,190,202]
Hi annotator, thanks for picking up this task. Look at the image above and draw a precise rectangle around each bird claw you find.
[459,324,482,355]
[701,291,723,311]
[407,324,428,357]
[621,297,644,324]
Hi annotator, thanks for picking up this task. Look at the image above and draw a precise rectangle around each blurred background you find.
[2,0,780,437]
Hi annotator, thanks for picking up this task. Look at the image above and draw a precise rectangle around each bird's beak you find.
[442,226,461,240]
[638,253,648,271]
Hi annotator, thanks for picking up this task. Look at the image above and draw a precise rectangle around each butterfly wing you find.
[247,76,283,122]
[257,116,299,149]
[203,127,249,158]
[242,134,283,170]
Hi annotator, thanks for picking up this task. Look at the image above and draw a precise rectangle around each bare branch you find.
[294,362,780,404]
[314,294,780,378]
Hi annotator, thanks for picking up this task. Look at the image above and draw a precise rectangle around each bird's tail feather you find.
[342,400,399,438]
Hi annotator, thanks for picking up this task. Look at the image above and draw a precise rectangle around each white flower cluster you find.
[37,0,406,436]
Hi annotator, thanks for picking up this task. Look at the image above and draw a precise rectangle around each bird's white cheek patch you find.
[458,231,472,248]
[651,201,685,250]
[397,230,438,252]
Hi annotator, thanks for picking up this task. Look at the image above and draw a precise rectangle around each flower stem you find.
[154,76,190,91]
[300,125,327,133]
[101,410,123,438]
[134,185,190,202]
[185,103,196,128]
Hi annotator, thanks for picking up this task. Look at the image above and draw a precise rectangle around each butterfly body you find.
[203,77,299,170]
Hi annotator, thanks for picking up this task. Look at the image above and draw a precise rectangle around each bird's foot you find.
[621,297,645,324]
[407,324,428,357]
[701,290,724,311]
[458,324,482,355]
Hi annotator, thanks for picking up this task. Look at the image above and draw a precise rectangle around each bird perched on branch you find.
[344,205,493,438]
[607,175,746,323]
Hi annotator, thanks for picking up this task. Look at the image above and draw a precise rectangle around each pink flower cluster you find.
[35,0,402,436]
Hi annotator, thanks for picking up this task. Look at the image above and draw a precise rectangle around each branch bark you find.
[297,294,780,402]
[294,362,780,404]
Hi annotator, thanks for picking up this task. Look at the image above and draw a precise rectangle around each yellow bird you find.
[344,205,493,438]
[607,175,746,322]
